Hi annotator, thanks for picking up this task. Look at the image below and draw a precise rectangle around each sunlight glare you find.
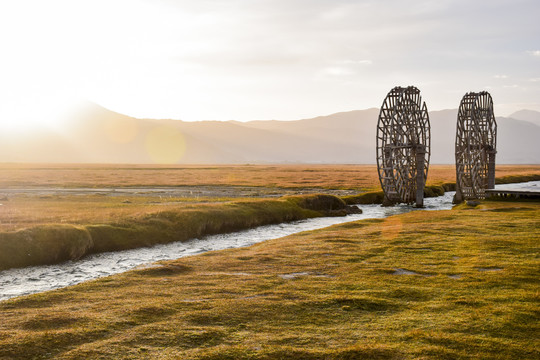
[0,0,166,134]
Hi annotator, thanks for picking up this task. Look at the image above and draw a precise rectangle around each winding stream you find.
[1,181,537,302]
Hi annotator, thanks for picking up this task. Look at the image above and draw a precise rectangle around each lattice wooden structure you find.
[376,86,430,207]
[454,91,497,201]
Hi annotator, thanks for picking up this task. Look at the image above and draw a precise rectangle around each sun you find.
[0,0,158,135]
[0,1,87,134]
[0,90,81,134]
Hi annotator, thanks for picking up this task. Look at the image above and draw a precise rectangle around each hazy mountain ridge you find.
[0,104,538,164]
[508,109,540,126]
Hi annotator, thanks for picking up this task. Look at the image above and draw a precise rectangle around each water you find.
[1,181,536,302]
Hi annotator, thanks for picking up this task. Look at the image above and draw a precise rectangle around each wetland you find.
[0,164,539,359]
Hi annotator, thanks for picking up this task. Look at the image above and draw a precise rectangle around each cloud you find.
[320,59,373,77]
[323,67,356,76]
[338,60,373,65]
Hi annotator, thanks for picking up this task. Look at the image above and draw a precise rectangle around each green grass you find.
[0,194,349,270]
[495,173,540,184]
[1,201,538,359]
[342,190,385,204]
[342,185,445,205]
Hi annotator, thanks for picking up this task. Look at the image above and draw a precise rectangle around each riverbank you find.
[0,194,358,270]
[1,200,538,359]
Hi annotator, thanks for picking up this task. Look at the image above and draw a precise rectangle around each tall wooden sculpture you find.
[454,91,497,202]
[376,86,431,207]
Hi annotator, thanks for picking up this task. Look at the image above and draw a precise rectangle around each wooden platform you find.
[485,187,540,199]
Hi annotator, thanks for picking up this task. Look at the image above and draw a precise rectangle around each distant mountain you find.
[508,109,540,126]
[428,110,540,164]
[0,103,538,164]
[495,117,540,163]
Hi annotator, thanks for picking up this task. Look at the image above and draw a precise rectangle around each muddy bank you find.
[0,194,358,271]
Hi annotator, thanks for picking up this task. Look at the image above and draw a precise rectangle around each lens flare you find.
[104,117,138,144]
[145,125,186,164]
[381,216,403,241]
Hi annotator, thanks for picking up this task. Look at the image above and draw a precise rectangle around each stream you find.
[1,181,537,302]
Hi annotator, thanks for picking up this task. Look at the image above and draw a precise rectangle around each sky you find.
[0,0,539,132]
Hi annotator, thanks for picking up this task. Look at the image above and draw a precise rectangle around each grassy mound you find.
[424,184,445,197]
[0,225,93,270]
[342,190,385,205]
[495,173,540,184]
[0,195,351,270]
[282,194,359,216]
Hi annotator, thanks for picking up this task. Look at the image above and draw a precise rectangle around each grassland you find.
[0,200,538,359]
[1,163,539,190]
[0,164,539,270]
[1,164,539,230]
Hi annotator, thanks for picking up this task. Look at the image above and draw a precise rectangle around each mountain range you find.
[1,103,538,164]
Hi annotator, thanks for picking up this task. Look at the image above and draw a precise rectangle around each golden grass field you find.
[1,163,539,189]
[0,164,539,359]
[1,164,539,231]
[1,200,538,359]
